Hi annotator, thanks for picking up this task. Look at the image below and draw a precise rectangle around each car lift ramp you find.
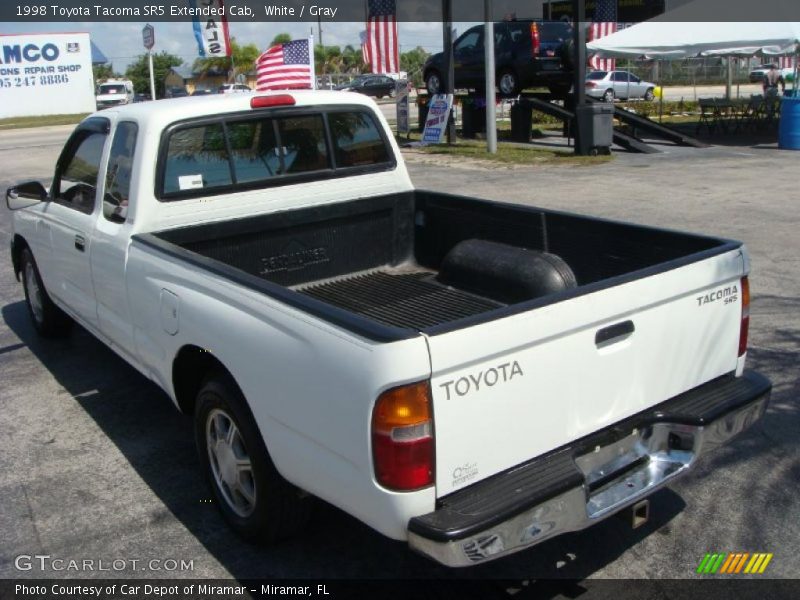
[598,100,709,149]
[520,97,661,154]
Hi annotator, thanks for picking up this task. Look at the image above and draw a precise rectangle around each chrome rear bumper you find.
[408,371,771,567]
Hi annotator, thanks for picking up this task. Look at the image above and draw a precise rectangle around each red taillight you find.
[585,81,598,88]
[739,276,750,357]
[250,94,296,109]
[372,381,434,491]
[531,23,541,57]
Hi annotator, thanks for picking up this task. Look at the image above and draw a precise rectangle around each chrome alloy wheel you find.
[24,260,44,324]
[499,72,517,96]
[206,408,256,517]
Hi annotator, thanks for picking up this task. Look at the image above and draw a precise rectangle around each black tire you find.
[644,87,655,101]
[497,69,519,97]
[20,247,73,337]
[602,88,614,103]
[195,372,312,543]
[425,70,442,95]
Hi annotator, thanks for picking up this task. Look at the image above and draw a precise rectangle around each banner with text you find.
[0,32,95,118]
[421,94,453,144]
[190,0,232,57]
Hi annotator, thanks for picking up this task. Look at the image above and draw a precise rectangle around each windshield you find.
[586,72,607,80]
[99,84,125,94]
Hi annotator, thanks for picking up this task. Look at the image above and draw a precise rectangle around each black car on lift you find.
[423,20,574,98]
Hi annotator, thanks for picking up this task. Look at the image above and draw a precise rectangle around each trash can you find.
[417,96,430,133]
[461,98,486,138]
[575,102,614,155]
[511,100,533,142]
[778,92,800,150]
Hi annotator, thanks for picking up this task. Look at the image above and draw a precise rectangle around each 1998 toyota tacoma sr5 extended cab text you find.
[6,91,771,567]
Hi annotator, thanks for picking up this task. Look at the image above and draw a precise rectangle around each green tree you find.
[341,45,363,75]
[315,45,343,74]
[400,46,430,87]
[92,63,119,84]
[192,38,261,78]
[124,51,183,98]
[271,33,292,45]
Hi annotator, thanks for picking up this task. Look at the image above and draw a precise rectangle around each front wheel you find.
[644,87,655,101]
[20,248,72,337]
[195,373,312,542]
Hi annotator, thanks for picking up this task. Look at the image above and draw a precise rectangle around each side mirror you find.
[6,181,48,210]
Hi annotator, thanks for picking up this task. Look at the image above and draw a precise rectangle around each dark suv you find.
[423,20,573,97]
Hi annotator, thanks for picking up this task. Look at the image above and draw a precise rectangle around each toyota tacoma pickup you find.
[6,91,770,567]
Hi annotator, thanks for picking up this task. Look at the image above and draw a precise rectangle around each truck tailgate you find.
[427,248,745,496]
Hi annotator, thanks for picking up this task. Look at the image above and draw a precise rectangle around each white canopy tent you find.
[586,0,800,60]
[587,21,800,60]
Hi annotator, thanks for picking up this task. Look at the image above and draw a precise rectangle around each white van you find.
[95,79,135,109]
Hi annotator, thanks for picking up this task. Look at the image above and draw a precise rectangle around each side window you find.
[455,31,481,54]
[277,115,329,174]
[613,72,629,82]
[55,131,106,214]
[103,122,137,222]
[494,25,510,49]
[329,112,390,168]
[163,123,232,195]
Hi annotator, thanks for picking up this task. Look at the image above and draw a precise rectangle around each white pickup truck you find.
[6,91,770,567]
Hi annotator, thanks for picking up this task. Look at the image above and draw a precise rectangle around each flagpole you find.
[309,36,317,89]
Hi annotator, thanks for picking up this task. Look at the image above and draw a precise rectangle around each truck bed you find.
[138,191,737,340]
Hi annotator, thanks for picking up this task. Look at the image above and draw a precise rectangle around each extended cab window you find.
[163,123,232,194]
[159,109,393,200]
[55,131,106,214]
[104,122,138,222]
[329,112,389,167]
[278,115,329,173]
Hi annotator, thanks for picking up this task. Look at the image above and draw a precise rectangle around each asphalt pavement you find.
[0,123,797,590]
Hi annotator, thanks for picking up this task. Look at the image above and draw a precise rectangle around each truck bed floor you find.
[297,270,505,330]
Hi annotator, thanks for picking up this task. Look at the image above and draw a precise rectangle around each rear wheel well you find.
[173,345,230,414]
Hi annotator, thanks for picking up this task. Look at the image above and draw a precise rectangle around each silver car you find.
[585,70,657,102]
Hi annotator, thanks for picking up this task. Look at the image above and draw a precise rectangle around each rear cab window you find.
[158,107,394,200]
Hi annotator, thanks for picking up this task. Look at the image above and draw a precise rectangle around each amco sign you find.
[0,33,95,118]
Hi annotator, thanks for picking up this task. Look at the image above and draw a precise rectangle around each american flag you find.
[364,0,399,74]
[255,39,314,91]
[589,0,617,72]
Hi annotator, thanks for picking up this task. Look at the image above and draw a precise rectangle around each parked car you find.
[218,83,252,94]
[191,88,215,96]
[424,20,574,97]
[334,75,400,99]
[164,86,189,99]
[749,64,778,83]
[585,70,657,101]
[133,93,151,103]
[95,79,135,109]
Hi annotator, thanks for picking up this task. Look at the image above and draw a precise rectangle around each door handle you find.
[74,234,86,252]
[595,320,635,347]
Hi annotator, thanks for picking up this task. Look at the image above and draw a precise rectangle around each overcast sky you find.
[1,21,469,72]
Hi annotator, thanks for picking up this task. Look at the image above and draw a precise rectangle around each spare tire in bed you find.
[437,239,577,304]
